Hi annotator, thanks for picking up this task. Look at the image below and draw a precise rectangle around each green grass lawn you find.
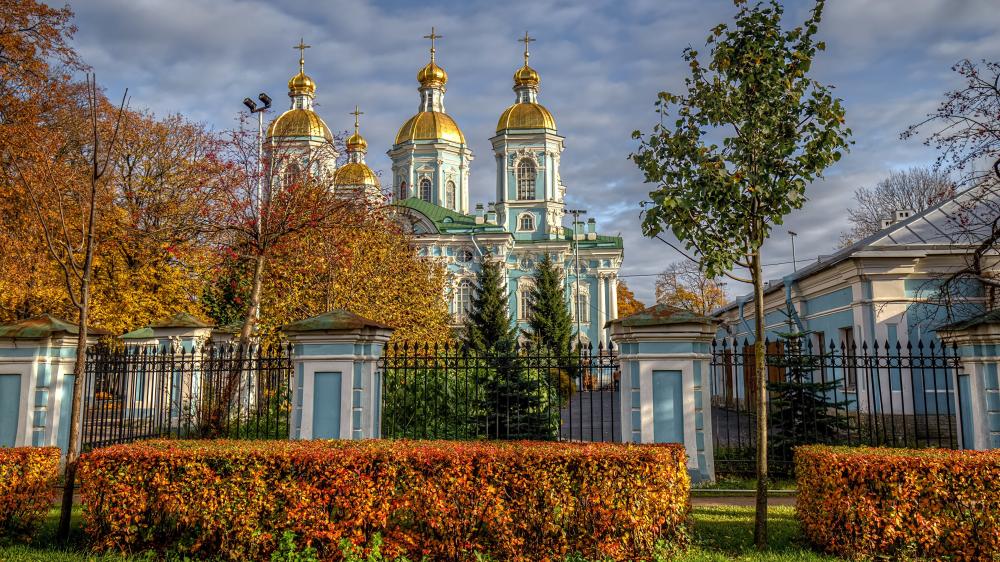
[0,505,841,561]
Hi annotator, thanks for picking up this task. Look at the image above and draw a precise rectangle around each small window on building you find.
[285,162,302,187]
[519,287,534,321]
[454,280,473,322]
[457,248,474,263]
[419,178,432,202]
[518,213,535,231]
[399,181,407,200]
[446,180,456,210]
[517,159,536,200]
[574,292,590,323]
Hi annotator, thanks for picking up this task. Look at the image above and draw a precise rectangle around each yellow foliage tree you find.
[616,281,647,319]
[655,261,727,316]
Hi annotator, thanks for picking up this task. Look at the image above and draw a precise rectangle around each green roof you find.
[121,327,156,340]
[147,312,212,329]
[394,198,624,248]
[0,314,108,339]
[281,309,391,333]
[615,303,718,328]
[937,309,1000,332]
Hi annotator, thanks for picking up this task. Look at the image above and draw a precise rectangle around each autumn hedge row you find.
[78,439,690,561]
[795,445,1000,561]
[0,446,60,541]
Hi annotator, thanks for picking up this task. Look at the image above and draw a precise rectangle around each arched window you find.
[517,159,536,200]
[518,213,535,232]
[519,287,534,320]
[399,181,407,200]
[419,178,432,203]
[455,280,473,321]
[574,292,590,323]
[446,180,456,210]
[285,162,302,188]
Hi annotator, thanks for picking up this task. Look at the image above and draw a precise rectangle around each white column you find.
[598,274,607,346]
[610,274,619,320]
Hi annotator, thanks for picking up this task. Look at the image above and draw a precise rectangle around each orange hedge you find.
[0,446,60,541]
[78,439,690,561]
[795,445,1000,561]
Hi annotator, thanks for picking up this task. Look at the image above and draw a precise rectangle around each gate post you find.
[938,311,1000,450]
[0,315,103,451]
[282,310,394,440]
[608,304,719,482]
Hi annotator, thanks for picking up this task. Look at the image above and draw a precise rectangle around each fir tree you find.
[526,254,573,357]
[463,255,552,439]
[463,254,517,354]
[766,330,853,462]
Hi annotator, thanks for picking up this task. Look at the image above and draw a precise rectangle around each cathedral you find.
[265,32,624,346]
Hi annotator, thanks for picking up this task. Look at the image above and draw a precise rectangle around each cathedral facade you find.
[265,34,624,346]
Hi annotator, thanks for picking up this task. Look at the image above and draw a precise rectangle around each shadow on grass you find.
[686,505,842,561]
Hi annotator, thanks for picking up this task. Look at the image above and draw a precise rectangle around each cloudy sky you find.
[59,0,1000,304]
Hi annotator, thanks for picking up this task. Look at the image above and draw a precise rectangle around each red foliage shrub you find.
[795,445,1000,561]
[0,446,60,540]
[78,439,690,561]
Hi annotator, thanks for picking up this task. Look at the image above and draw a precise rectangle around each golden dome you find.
[334,162,379,187]
[266,108,333,141]
[395,111,466,144]
[417,60,448,88]
[288,71,316,97]
[346,131,367,152]
[496,102,556,132]
[513,64,540,88]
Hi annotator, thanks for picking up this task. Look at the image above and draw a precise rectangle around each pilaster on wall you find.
[608,303,719,482]
[282,310,394,441]
[0,315,102,452]
[938,311,1000,450]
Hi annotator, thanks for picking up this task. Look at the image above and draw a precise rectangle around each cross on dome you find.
[294,38,311,72]
[520,31,535,66]
[423,27,442,62]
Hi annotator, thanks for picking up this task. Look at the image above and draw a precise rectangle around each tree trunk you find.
[751,250,769,549]
[240,253,265,342]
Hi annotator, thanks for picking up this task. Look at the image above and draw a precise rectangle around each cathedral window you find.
[574,292,590,323]
[517,159,536,200]
[457,247,474,263]
[518,213,535,231]
[285,162,302,187]
[519,287,534,321]
[419,178,432,202]
[446,180,456,210]
[399,181,407,200]
[454,280,473,322]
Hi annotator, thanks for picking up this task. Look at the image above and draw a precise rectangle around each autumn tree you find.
[631,0,851,546]
[655,262,727,315]
[612,280,645,319]
[904,59,1000,314]
[839,167,955,246]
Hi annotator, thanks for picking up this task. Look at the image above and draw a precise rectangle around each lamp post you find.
[242,92,272,236]
[242,92,271,320]
[567,208,587,347]
[788,230,798,272]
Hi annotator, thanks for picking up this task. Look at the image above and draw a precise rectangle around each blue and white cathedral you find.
[265,33,624,345]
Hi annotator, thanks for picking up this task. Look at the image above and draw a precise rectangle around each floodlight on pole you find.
[567,208,587,348]
[242,90,271,319]
[788,230,798,272]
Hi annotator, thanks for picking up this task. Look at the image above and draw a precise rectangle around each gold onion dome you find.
[417,60,448,88]
[395,111,465,144]
[513,64,540,88]
[334,162,379,187]
[266,108,333,141]
[496,102,556,132]
[346,131,367,152]
[287,71,316,97]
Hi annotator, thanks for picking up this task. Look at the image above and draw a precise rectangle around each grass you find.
[0,505,841,561]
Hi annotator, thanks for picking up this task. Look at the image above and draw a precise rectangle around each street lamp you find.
[567,208,587,348]
[242,92,270,321]
[788,230,798,272]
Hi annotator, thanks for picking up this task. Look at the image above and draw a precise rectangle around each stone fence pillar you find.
[0,315,102,451]
[608,304,718,482]
[282,310,394,440]
[938,311,1000,450]
[120,312,213,351]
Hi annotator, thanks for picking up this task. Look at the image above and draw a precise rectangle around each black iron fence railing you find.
[710,337,962,475]
[82,341,293,451]
[379,341,621,442]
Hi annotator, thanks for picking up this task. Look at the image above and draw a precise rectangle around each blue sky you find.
[60,0,1000,304]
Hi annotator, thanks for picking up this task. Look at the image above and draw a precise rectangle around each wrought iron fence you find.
[82,341,293,451]
[710,337,962,475]
[379,341,621,442]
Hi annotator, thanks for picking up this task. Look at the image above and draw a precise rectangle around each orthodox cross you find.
[520,31,535,65]
[294,38,311,71]
[423,27,442,61]
[350,105,364,134]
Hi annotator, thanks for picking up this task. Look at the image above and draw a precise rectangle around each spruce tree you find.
[463,254,517,354]
[527,254,573,357]
[463,255,551,439]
